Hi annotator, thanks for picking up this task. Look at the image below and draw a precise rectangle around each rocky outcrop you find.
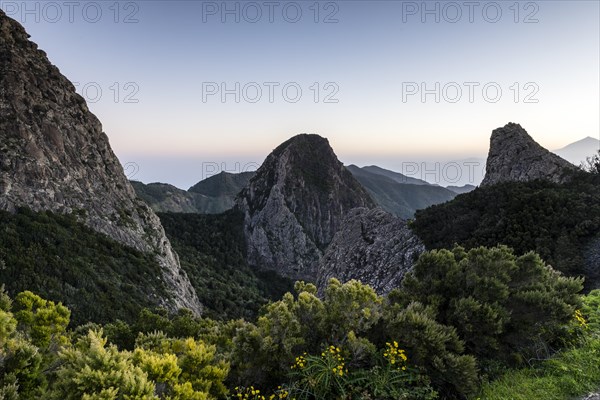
[0,10,201,314]
[317,208,425,294]
[481,123,577,186]
[235,134,375,281]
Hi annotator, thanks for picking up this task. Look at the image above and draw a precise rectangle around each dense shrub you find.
[0,289,229,400]
[382,301,478,397]
[475,291,600,400]
[0,246,592,399]
[229,280,468,398]
[399,246,583,368]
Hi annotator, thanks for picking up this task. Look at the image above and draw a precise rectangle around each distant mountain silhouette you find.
[446,185,476,194]
[361,165,430,185]
[346,165,457,219]
[554,136,600,166]
[189,171,255,197]
[132,171,254,214]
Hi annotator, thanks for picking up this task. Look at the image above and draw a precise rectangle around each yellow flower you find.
[292,353,307,370]
[384,341,409,370]
[574,310,588,328]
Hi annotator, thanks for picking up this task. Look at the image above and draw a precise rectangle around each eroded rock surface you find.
[317,208,425,294]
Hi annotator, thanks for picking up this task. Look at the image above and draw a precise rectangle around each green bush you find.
[134,332,230,399]
[399,246,583,369]
[229,279,470,398]
[382,301,478,398]
[287,343,437,400]
[52,330,156,400]
[582,289,600,331]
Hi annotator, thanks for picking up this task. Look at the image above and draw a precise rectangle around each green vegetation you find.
[0,207,293,325]
[474,290,600,400]
[0,245,595,399]
[0,202,597,398]
[412,171,600,278]
[131,181,184,204]
[0,208,167,325]
[347,165,456,219]
[0,288,229,400]
[399,246,582,368]
[158,211,294,320]
[130,181,240,214]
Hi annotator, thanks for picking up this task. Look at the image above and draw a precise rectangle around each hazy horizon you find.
[3,0,599,187]
[124,133,598,190]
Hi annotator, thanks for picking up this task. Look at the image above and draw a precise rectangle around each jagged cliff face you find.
[235,134,375,281]
[481,123,577,186]
[317,208,425,294]
[0,10,201,314]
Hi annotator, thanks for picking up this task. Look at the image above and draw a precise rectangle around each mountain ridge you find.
[132,171,254,214]
[554,136,600,166]
[346,165,458,218]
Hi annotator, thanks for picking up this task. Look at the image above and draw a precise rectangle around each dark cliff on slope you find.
[0,9,200,314]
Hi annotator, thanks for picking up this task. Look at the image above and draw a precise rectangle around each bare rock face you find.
[481,123,577,187]
[235,134,375,281]
[317,208,425,294]
[0,10,201,314]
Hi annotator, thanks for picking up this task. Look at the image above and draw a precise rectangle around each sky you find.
[2,0,599,188]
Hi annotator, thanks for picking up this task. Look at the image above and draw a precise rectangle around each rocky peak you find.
[0,10,201,314]
[481,123,577,186]
[235,134,375,281]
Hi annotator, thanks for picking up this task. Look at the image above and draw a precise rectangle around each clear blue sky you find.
[3,0,599,188]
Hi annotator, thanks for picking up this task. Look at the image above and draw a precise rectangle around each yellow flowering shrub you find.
[574,310,588,329]
[232,385,291,400]
[383,341,408,370]
[291,353,307,370]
